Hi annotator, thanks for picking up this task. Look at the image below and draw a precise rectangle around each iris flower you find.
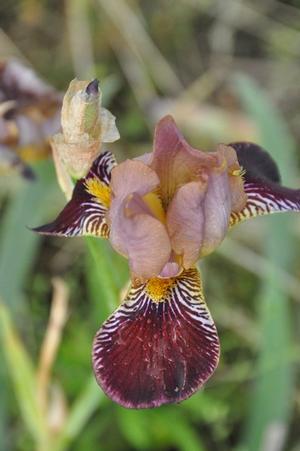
[34,115,300,408]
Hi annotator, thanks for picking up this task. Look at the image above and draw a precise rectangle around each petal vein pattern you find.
[229,142,300,226]
[230,180,300,226]
[33,151,116,237]
[93,268,220,408]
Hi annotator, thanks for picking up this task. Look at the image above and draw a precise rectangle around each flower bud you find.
[52,78,119,186]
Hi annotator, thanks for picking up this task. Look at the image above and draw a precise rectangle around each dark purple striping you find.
[32,151,116,237]
[92,268,220,409]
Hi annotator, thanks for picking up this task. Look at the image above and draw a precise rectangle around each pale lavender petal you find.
[109,193,171,281]
[159,260,181,278]
[200,171,232,257]
[135,152,152,165]
[109,158,171,279]
[124,192,153,216]
[167,181,206,268]
[111,159,159,199]
[167,173,232,265]
[150,115,218,204]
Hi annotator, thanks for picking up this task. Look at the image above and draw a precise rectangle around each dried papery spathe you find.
[51,79,119,196]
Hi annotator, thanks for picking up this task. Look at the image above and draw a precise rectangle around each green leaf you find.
[0,160,58,314]
[85,236,129,319]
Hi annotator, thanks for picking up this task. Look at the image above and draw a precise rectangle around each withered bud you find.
[61,79,102,143]
[52,78,119,189]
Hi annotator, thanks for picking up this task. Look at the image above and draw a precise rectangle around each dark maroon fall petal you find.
[92,268,220,409]
[230,142,281,183]
[32,151,116,237]
[229,142,300,226]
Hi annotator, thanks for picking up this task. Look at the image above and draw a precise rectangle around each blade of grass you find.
[234,74,296,451]
[54,377,106,451]
[108,39,157,119]
[66,0,95,79]
[0,160,58,314]
[217,237,300,304]
[0,301,48,450]
[97,0,182,95]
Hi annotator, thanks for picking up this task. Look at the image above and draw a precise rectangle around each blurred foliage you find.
[1,0,300,450]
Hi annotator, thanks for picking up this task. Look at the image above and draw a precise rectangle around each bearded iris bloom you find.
[34,115,300,408]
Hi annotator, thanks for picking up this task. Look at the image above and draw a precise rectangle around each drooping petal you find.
[167,181,206,268]
[92,268,220,409]
[200,171,232,257]
[109,192,171,281]
[108,159,171,280]
[229,142,300,226]
[110,159,160,198]
[32,151,116,237]
[167,172,232,266]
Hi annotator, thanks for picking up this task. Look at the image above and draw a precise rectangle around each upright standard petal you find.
[93,268,220,408]
[200,171,232,257]
[32,151,116,237]
[150,115,218,204]
[167,181,206,268]
[167,172,232,267]
[109,159,171,280]
[229,142,300,226]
